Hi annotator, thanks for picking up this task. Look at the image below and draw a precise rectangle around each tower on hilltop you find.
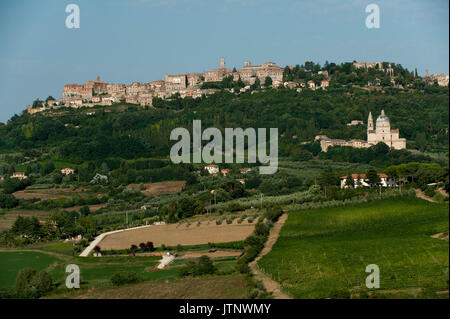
[220,57,225,69]
[367,112,374,132]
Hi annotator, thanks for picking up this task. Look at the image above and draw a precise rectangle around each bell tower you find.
[367,112,374,132]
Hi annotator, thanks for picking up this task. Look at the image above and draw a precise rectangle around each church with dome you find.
[367,110,406,150]
[315,110,407,152]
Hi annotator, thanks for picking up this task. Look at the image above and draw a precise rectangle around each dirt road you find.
[249,214,292,299]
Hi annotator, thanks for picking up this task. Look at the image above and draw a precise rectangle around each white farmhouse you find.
[340,173,397,189]
[204,164,219,175]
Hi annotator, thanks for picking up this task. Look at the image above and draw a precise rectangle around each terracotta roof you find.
[341,173,388,179]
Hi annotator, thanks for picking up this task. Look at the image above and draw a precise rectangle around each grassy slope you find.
[0,251,61,289]
[0,246,161,290]
[258,196,449,298]
[1,242,245,298]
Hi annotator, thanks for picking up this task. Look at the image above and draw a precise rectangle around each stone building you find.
[11,172,27,180]
[428,73,449,87]
[205,58,232,82]
[320,80,330,88]
[84,76,108,94]
[353,62,384,70]
[367,110,406,149]
[61,168,75,175]
[186,73,204,87]
[316,110,406,152]
[204,164,219,175]
[347,120,364,126]
[165,74,188,91]
[62,76,107,101]
[237,61,283,84]
[107,83,126,100]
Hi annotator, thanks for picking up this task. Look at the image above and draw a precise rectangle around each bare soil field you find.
[127,181,186,196]
[99,221,254,250]
[0,210,51,232]
[64,204,107,212]
[178,250,242,259]
[56,275,248,299]
[13,188,85,200]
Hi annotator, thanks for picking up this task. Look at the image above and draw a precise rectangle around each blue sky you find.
[0,0,448,122]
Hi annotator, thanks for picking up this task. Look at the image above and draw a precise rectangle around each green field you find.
[50,255,162,287]
[0,251,61,289]
[0,249,161,290]
[258,196,449,298]
[0,245,237,295]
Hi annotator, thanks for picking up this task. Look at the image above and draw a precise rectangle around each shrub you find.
[73,246,82,256]
[227,202,243,212]
[424,186,436,198]
[14,268,53,299]
[264,204,283,222]
[93,245,101,254]
[111,271,139,286]
[0,192,18,209]
[254,222,270,236]
[129,244,138,256]
[238,214,247,224]
[236,262,250,274]
[178,255,216,277]
[146,241,155,251]
[249,281,271,299]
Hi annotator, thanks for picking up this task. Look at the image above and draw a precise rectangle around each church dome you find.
[376,110,389,122]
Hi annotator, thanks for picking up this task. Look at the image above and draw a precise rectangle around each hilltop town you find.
[26,59,449,114]
[28,58,286,113]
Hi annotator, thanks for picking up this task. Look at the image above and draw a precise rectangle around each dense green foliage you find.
[14,268,53,299]
[177,255,217,277]
[0,84,448,162]
[111,271,139,286]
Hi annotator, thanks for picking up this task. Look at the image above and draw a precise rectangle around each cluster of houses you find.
[0,172,28,181]
[27,58,287,113]
[203,165,251,184]
[340,173,397,189]
[0,168,75,182]
[25,58,336,114]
